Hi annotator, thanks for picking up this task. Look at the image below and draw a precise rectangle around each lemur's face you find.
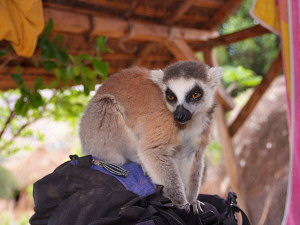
[150,61,223,124]
[163,78,205,124]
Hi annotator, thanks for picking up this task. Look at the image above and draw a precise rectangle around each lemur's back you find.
[95,67,174,131]
[80,67,178,164]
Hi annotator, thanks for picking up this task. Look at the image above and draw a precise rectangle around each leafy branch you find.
[0,19,111,156]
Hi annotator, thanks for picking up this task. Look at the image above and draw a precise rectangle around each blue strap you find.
[70,156,156,198]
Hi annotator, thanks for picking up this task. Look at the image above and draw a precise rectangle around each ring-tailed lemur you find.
[80,61,223,213]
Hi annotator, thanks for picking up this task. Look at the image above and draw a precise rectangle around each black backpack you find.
[30,155,250,225]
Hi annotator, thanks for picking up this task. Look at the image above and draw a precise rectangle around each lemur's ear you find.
[150,69,165,90]
[207,67,223,88]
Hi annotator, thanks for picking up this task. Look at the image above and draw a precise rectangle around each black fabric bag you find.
[30,155,250,225]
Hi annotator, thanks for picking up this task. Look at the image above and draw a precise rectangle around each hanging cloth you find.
[0,0,44,57]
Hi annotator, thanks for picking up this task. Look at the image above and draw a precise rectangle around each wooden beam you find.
[44,8,90,34]
[132,43,158,66]
[0,65,123,91]
[202,47,218,67]
[124,0,144,19]
[203,0,244,30]
[196,25,271,50]
[229,52,283,136]
[0,70,56,91]
[44,8,219,42]
[215,105,250,219]
[202,48,249,218]
[165,0,195,25]
[194,0,222,8]
[164,39,197,61]
[92,17,218,42]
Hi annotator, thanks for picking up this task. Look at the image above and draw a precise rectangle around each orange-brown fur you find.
[80,63,221,210]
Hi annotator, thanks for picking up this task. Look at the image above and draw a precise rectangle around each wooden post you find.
[203,47,250,219]
[215,105,250,216]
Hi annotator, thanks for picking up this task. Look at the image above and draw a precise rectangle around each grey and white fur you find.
[79,61,223,213]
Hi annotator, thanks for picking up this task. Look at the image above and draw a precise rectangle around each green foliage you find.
[222,65,262,96]
[0,19,111,156]
[38,19,110,94]
[216,0,280,75]
[0,164,21,199]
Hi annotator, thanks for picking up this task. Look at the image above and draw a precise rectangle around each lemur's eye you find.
[192,92,201,99]
[165,88,177,103]
[167,94,175,101]
[187,86,203,102]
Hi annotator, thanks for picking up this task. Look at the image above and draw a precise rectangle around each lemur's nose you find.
[174,105,192,123]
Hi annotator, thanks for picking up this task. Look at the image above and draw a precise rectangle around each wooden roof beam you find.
[44,8,90,34]
[92,17,218,42]
[194,0,222,8]
[0,68,56,91]
[132,43,158,66]
[196,25,271,50]
[203,0,245,30]
[164,39,197,61]
[165,0,195,25]
[44,8,219,42]
[229,52,283,137]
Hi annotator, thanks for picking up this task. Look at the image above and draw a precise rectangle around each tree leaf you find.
[96,36,107,53]
[96,36,113,53]
[11,72,23,86]
[81,66,96,79]
[55,34,62,46]
[66,66,73,80]
[239,76,262,87]
[40,39,56,59]
[56,50,69,63]
[91,59,109,77]
[42,61,56,72]
[15,98,29,116]
[72,66,80,76]
[78,54,93,63]
[44,18,53,36]
[54,68,63,78]
[29,93,44,108]
[49,79,60,88]
[34,77,43,90]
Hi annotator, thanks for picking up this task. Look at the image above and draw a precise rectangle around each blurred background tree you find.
[216,0,281,75]
[215,0,281,96]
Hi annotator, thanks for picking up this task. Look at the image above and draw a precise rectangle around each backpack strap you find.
[226,191,251,225]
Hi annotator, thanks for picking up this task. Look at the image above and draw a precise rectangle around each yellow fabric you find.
[250,0,280,34]
[281,21,291,97]
[0,0,44,57]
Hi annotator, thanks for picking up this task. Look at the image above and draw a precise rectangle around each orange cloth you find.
[0,0,44,57]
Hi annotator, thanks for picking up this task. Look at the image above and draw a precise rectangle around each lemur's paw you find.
[178,202,192,214]
[189,200,205,214]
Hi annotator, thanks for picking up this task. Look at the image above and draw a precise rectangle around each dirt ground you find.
[202,76,289,225]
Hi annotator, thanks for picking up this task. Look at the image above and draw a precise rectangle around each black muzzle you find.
[174,105,192,123]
